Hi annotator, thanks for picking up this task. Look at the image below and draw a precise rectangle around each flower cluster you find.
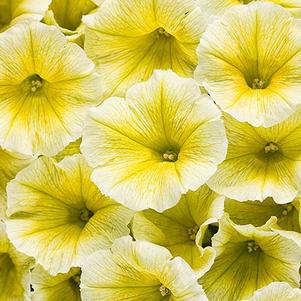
[1,0,301,300]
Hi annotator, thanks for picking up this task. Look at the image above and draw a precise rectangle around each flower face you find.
[32,265,82,301]
[83,0,206,97]
[0,0,51,32]
[200,215,301,301]
[245,282,301,301]
[198,0,301,17]
[195,2,301,127]
[6,155,133,275]
[80,236,208,301]
[208,111,301,203]
[0,222,33,301]
[81,70,227,212]
[132,185,223,274]
[0,22,102,156]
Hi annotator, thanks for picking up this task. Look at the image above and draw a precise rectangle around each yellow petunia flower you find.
[225,197,301,231]
[198,0,301,18]
[245,282,301,301]
[200,214,301,301]
[0,0,51,32]
[80,236,208,301]
[44,0,98,46]
[132,185,223,275]
[0,148,34,219]
[81,70,227,212]
[83,0,206,97]
[0,22,102,156]
[32,265,82,301]
[6,154,134,275]
[0,222,34,301]
[208,111,301,204]
[195,2,301,127]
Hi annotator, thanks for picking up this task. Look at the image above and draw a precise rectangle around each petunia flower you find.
[0,22,102,156]
[80,236,208,301]
[225,197,301,231]
[5,154,134,275]
[81,70,227,212]
[200,214,301,301]
[0,148,34,219]
[195,2,301,127]
[244,282,301,301]
[0,222,34,301]
[208,111,301,204]
[32,265,82,301]
[131,184,223,275]
[83,0,206,97]
[197,0,301,18]
[44,0,98,45]
[0,0,51,32]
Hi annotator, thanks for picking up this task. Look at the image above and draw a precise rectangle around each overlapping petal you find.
[6,154,133,275]
[0,22,102,156]
[81,70,227,212]
[80,236,208,301]
[195,2,301,127]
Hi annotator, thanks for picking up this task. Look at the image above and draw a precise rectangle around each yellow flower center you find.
[187,224,199,241]
[162,150,178,162]
[159,284,170,297]
[281,203,293,216]
[264,142,279,154]
[157,27,170,38]
[79,208,94,222]
[247,240,260,253]
[23,74,44,93]
[252,78,265,89]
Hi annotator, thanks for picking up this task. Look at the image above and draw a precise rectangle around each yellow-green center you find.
[264,142,279,154]
[157,27,170,37]
[79,208,94,222]
[187,224,199,241]
[22,74,44,93]
[163,150,178,162]
[252,78,266,89]
[246,240,260,253]
[159,284,170,297]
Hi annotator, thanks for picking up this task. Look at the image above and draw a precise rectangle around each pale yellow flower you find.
[44,0,98,45]
[132,185,223,275]
[0,222,34,301]
[32,265,82,301]
[0,22,101,156]
[200,214,301,301]
[245,282,301,301]
[6,155,133,275]
[81,70,227,212]
[198,0,301,18]
[208,111,301,203]
[81,236,208,301]
[195,2,301,127]
[0,148,34,219]
[0,0,51,32]
[83,0,206,97]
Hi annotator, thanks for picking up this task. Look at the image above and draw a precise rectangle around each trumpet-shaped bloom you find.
[225,197,301,231]
[32,265,82,301]
[6,155,133,275]
[0,148,34,219]
[0,0,51,32]
[83,0,206,97]
[0,22,102,156]
[246,282,301,301]
[132,185,223,274]
[200,215,301,301]
[198,0,301,18]
[44,0,98,45]
[195,2,301,127]
[80,236,208,301]
[208,111,301,203]
[0,222,33,301]
[81,70,227,212]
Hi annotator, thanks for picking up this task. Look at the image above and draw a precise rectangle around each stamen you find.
[157,27,170,37]
[252,78,265,89]
[79,208,94,222]
[159,284,170,296]
[187,225,199,241]
[247,240,260,253]
[163,150,177,162]
[264,142,279,154]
